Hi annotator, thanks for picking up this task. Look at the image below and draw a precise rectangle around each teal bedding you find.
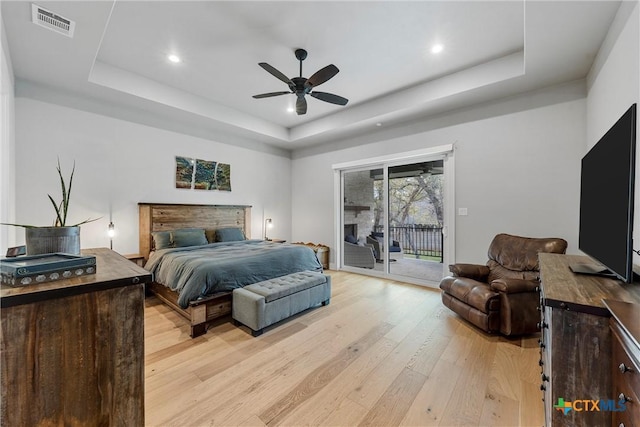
[145,240,323,308]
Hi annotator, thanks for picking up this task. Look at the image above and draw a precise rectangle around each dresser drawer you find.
[614,406,634,427]
[610,382,640,427]
[612,321,640,397]
[611,319,640,426]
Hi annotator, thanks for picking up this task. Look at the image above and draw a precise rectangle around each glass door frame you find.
[333,144,455,288]
[339,164,389,277]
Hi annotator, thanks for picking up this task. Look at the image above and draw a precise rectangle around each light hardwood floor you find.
[144,271,545,426]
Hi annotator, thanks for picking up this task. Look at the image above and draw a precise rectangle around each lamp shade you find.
[264,218,273,240]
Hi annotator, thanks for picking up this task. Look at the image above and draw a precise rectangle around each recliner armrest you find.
[448,263,490,281]
[490,278,539,294]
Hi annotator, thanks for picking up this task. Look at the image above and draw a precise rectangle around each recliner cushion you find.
[439,276,500,313]
[486,261,539,283]
[487,233,568,272]
[486,234,568,283]
[441,292,500,333]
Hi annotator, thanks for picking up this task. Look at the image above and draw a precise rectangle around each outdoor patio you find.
[373,256,445,283]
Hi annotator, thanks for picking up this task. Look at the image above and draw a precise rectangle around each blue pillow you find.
[345,234,357,244]
[171,228,207,247]
[151,231,172,250]
[215,227,245,242]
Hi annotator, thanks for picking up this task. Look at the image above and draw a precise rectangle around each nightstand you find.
[292,242,329,269]
[124,253,145,267]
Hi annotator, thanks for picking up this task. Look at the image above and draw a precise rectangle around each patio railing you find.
[374,224,443,262]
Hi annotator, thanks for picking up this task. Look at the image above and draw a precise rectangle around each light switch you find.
[458,208,468,216]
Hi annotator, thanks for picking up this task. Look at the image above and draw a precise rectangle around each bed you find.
[138,203,322,337]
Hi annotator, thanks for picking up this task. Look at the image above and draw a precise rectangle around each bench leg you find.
[190,323,207,338]
[322,298,330,306]
[251,328,264,337]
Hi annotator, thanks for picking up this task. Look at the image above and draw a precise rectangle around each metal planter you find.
[25,226,80,255]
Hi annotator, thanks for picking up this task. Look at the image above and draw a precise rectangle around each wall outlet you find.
[458,208,468,216]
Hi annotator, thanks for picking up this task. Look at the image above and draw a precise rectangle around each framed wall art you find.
[175,156,231,191]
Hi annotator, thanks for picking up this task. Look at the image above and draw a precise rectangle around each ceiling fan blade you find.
[296,95,307,115]
[252,91,291,99]
[258,63,294,87]
[310,91,349,106]
[305,64,339,89]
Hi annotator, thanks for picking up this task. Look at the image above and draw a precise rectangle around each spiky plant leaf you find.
[2,159,100,228]
[48,194,64,227]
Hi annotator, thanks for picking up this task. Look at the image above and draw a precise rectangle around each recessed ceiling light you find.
[431,44,444,54]
[168,54,181,63]
[376,122,383,127]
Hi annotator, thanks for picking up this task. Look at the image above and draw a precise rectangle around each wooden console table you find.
[538,253,640,426]
[0,248,151,426]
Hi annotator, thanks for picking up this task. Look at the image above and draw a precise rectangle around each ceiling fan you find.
[252,49,349,115]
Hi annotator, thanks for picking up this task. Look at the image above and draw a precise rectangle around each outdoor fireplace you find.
[344,224,357,238]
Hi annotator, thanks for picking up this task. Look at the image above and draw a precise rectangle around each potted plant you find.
[2,159,98,255]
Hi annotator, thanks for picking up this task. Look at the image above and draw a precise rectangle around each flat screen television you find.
[573,103,637,283]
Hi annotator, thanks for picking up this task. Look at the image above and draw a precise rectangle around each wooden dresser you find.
[0,248,151,426]
[538,253,640,426]
[604,299,640,427]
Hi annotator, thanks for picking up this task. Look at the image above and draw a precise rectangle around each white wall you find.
[586,0,640,270]
[587,1,639,146]
[8,98,292,255]
[292,87,586,266]
[0,10,16,253]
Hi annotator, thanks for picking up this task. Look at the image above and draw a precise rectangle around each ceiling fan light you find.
[168,54,181,63]
[431,44,444,54]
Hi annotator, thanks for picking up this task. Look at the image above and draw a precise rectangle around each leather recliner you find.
[439,233,567,336]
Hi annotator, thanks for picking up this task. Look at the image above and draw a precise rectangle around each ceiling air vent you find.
[31,4,75,38]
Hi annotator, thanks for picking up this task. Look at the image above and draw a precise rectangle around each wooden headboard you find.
[138,203,252,261]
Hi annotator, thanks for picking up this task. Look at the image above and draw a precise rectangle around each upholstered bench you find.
[232,271,331,336]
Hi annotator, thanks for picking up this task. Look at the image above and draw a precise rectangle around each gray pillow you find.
[151,231,172,250]
[215,227,245,242]
[171,228,207,247]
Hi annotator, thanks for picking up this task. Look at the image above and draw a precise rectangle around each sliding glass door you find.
[386,160,445,282]
[336,146,454,287]
[342,166,386,273]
